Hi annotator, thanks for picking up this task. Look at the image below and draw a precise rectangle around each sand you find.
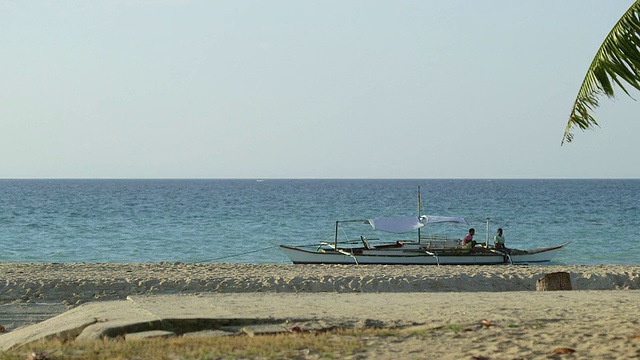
[2,263,640,305]
[1,263,640,359]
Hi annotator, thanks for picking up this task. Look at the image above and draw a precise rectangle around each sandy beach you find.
[2,263,640,304]
[2,263,640,358]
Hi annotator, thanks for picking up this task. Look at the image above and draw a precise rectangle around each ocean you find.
[0,179,638,265]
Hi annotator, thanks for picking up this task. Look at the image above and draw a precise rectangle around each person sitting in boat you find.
[494,228,506,249]
[462,228,476,249]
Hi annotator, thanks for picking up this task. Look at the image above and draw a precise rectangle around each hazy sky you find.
[2,0,638,179]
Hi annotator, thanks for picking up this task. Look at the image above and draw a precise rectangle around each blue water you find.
[0,179,638,265]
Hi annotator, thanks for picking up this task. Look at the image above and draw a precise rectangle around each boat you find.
[279,190,568,265]
[280,216,567,265]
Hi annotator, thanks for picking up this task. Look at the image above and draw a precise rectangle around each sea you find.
[0,179,638,265]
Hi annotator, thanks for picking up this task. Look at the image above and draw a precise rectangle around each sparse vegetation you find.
[0,329,368,360]
[0,325,481,360]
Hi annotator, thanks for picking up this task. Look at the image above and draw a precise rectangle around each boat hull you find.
[279,244,566,265]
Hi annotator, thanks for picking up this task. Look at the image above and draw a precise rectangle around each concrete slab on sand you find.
[3,291,640,352]
[0,293,374,351]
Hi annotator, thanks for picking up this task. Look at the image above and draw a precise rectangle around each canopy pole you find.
[485,218,490,247]
[334,221,339,249]
[417,186,422,244]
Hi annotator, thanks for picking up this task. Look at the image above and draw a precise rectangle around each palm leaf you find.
[563,0,640,144]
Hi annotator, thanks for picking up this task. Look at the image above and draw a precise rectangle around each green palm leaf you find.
[563,0,640,144]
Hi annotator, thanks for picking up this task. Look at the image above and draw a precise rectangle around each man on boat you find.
[462,228,476,249]
[494,228,506,249]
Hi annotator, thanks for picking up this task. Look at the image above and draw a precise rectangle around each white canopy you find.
[368,216,424,233]
[420,215,469,225]
[368,215,468,233]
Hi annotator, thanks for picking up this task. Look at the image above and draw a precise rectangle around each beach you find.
[2,263,640,305]
[2,263,640,359]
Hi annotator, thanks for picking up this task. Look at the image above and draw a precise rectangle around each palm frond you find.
[563,0,640,144]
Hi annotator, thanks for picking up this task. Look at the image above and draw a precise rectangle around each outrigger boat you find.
[280,189,568,265]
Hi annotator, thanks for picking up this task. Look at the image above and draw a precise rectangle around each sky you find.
[1,0,638,179]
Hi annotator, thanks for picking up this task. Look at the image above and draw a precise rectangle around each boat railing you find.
[420,235,461,250]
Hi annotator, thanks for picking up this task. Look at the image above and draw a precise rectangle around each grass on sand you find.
[0,326,467,360]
